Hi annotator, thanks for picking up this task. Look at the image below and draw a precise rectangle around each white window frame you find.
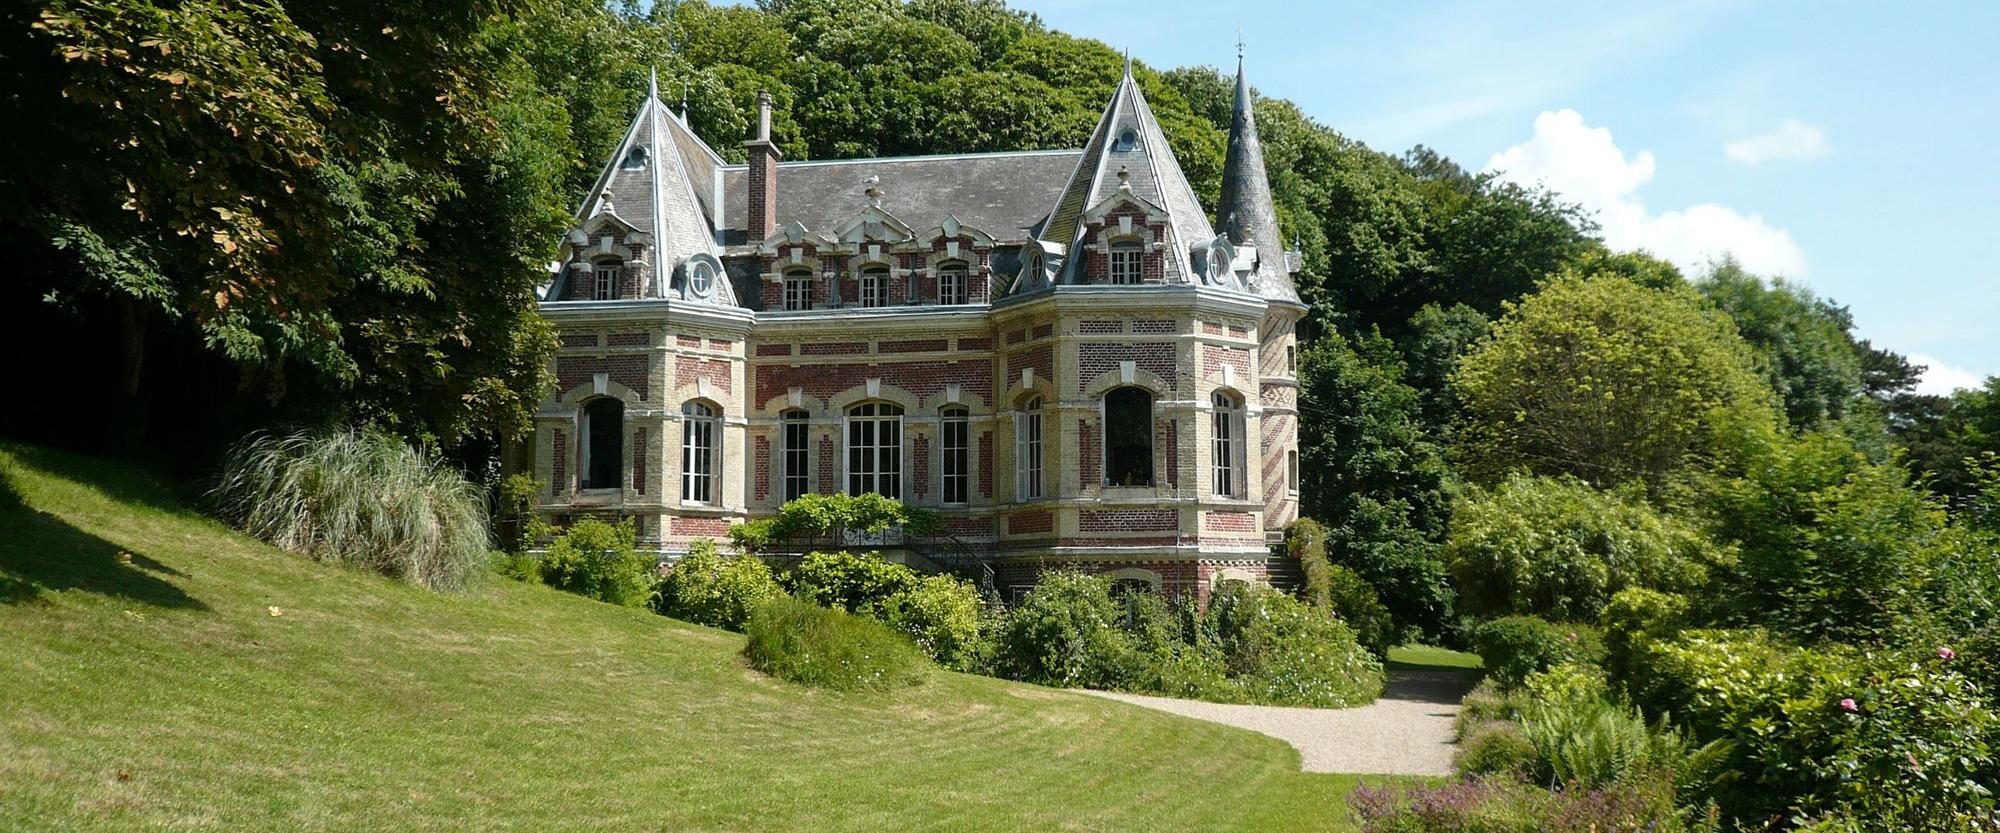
[845,402,903,498]
[859,266,890,308]
[681,401,718,505]
[782,409,810,502]
[1108,240,1143,285]
[1286,448,1300,495]
[938,263,969,305]
[1017,396,1043,501]
[783,269,812,311]
[941,407,969,505]
[1212,393,1242,499]
[593,262,619,300]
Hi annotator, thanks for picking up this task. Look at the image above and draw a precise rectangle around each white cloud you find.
[1486,109,1808,277]
[1724,119,1832,166]
[1909,353,1984,396]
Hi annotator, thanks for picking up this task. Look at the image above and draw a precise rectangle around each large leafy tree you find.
[1696,258,1864,430]
[1296,333,1457,639]
[1452,272,1779,492]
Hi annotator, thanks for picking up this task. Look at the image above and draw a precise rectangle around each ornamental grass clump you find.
[743,595,929,692]
[210,429,487,592]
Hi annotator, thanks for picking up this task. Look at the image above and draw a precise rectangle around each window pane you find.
[1104,387,1153,487]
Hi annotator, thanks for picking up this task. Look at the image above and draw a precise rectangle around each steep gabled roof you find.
[1039,63,1217,284]
[1218,55,1301,305]
[713,150,1079,245]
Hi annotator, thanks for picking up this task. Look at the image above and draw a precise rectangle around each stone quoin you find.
[514,57,1305,601]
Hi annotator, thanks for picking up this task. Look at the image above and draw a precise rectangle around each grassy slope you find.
[0,444,1383,832]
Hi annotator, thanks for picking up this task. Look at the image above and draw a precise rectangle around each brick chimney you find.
[744,91,780,242]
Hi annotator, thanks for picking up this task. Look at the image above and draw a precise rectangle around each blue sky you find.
[1012,0,2000,393]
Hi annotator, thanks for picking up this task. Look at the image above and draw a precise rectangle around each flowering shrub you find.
[1348,774,1716,833]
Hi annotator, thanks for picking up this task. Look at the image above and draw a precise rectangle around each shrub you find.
[742,596,929,692]
[1599,588,1689,689]
[1457,720,1537,777]
[210,428,487,592]
[1349,774,1714,833]
[537,518,655,606]
[1291,518,1335,608]
[1472,616,1605,691]
[783,550,919,615]
[1327,563,1396,657]
[992,571,1134,690]
[652,540,784,631]
[1210,581,1386,708]
[1447,474,1728,623]
[877,574,987,672]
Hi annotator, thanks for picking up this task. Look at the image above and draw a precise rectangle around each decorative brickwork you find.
[1260,384,1296,410]
[1006,345,1053,388]
[1077,342,1176,391]
[880,338,948,353]
[754,436,771,502]
[1131,320,1176,334]
[1008,509,1053,535]
[552,430,567,496]
[561,333,600,349]
[1079,320,1124,334]
[1202,345,1251,379]
[801,341,867,356]
[756,343,793,357]
[913,434,930,499]
[606,332,650,347]
[556,355,649,400]
[1079,509,1176,531]
[957,336,992,351]
[675,355,732,394]
[754,360,992,406]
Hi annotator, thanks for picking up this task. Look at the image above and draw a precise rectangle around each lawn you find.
[0,444,1389,832]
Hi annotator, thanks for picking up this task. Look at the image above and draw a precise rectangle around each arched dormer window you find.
[591,259,622,301]
[1211,392,1244,499]
[580,397,625,490]
[1104,387,1153,487]
[1108,239,1143,285]
[858,264,890,308]
[681,401,718,504]
[938,261,969,305]
[622,145,649,169]
[845,402,903,498]
[782,267,813,311]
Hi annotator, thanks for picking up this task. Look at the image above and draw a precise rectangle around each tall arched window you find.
[1017,396,1043,500]
[941,406,969,504]
[1108,240,1143,284]
[859,265,890,308]
[781,409,810,502]
[1104,387,1154,487]
[681,401,718,504]
[846,402,902,498]
[592,259,621,300]
[580,398,624,490]
[1212,392,1243,498]
[783,268,813,311]
[938,262,969,305]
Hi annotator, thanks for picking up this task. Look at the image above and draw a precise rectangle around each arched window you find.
[681,401,718,504]
[783,268,813,311]
[846,402,902,498]
[580,397,624,490]
[1108,239,1143,285]
[1016,396,1043,500]
[592,259,621,301]
[1212,392,1243,498]
[941,406,969,504]
[1103,387,1154,487]
[781,409,810,502]
[859,264,890,308]
[938,262,969,305]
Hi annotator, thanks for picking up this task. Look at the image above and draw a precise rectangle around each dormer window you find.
[783,268,813,311]
[1108,240,1142,285]
[593,261,621,300]
[938,262,968,305]
[859,265,890,308]
[1113,128,1139,152]
[622,146,649,169]
[688,260,714,299]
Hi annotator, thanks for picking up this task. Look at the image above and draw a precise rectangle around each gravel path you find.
[1085,669,1478,775]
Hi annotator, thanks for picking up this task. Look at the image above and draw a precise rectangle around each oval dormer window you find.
[1113,128,1139,152]
[688,260,714,298]
[622,146,649,169]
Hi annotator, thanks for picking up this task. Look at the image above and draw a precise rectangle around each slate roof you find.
[1219,55,1301,305]
[706,150,1082,245]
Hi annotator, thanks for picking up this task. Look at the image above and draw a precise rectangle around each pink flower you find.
[1939,646,1957,661]
[1839,698,1859,713]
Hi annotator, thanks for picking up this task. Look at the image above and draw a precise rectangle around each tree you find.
[1452,272,1778,492]
[1296,332,1457,639]
[1696,258,1863,430]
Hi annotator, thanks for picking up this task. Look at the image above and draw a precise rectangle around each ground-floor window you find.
[846,402,902,498]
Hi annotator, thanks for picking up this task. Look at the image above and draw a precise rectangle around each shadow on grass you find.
[1,441,203,516]
[0,453,208,610]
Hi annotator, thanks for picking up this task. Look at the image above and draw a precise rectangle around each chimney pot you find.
[744,90,781,242]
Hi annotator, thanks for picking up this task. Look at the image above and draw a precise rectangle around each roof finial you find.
[1123,48,1132,79]
[1117,165,1131,190]
[680,81,689,121]
[1236,26,1245,59]
[863,174,884,208]
[649,66,659,103]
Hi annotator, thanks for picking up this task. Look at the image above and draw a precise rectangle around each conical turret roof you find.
[1218,55,1300,305]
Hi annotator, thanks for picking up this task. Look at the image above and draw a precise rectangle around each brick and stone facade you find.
[519,60,1306,598]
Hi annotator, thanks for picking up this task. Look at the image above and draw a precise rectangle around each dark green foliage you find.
[1697,259,1864,430]
[743,595,930,692]
[1471,616,1605,691]
[1296,333,1457,640]
[538,518,656,607]
[1325,564,1396,658]
[209,429,488,592]
[876,574,988,672]
[1206,580,1386,707]
[1598,588,1691,690]
[651,540,784,631]
[783,550,920,614]
[1455,720,1537,777]
[733,493,944,555]
[993,571,1135,690]
[1447,475,1728,623]
[1890,377,2000,500]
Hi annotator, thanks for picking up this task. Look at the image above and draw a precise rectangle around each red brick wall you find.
[754,436,771,502]
[1006,345,1053,389]
[912,434,930,500]
[801,341,867,356]
[947,516,995,537]
[977,431,993,497]
[561,332,600,349]
[671,516,732,538]
[958,336,993,351]
[880,338,948,353]
[1079,509,1176,531]
[754,360,993,406]
[606,332,649,347]
[1079,320,1123,334]
[1132,320,1176,334]
[1202,345,1251,379]
[1008,509,1052,535]
[1079,419,1100,487]
[1205,512,1256,532]
[675,355,732,394]
[756,343,793,357]
[1077,342,1176,391]
[817,436,836,495]
[556,355,649,400]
